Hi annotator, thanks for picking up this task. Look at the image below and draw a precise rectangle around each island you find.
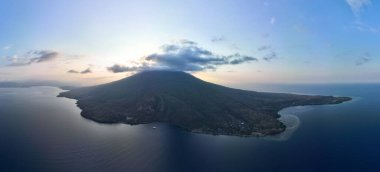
[58,71,351,136]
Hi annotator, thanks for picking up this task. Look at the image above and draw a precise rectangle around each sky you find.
[0,0,379,86]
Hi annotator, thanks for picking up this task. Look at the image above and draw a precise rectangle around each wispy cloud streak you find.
[7,50,61,66]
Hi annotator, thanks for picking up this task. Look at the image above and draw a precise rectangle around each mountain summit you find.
[59,71,351,136]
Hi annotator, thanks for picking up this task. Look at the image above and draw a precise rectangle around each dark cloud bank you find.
[107,40,258,73]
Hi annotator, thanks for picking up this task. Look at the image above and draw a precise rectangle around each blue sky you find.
[0,0,379,85]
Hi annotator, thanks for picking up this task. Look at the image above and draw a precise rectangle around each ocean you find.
[0,84,379,172]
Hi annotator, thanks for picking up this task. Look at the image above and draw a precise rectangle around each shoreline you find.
[57,87,352,138]
[59,95,352,137]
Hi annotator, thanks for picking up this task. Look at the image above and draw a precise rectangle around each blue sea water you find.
[0,84,379,172]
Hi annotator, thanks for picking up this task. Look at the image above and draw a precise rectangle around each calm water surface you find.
[0,84,379,172]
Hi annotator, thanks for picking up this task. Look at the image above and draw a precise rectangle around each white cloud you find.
[346,0,378,33]
[346,0,371,17]
[354,21,379,33]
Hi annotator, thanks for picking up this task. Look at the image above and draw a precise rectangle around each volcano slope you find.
[59,71,351,136]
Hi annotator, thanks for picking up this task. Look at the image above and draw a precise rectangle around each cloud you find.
[263,51,277,62]
[356,52,371,65]
[80,68,92,74]
[346,0,378,33]
[211,36,225,42]
[67,67,92,74]
[270,17,276,25]
[356,57,370,66]
[107,40,257,73]
[7,50,61,66]
[29,51,59,63]
[177,39,197,45]
[258,45,271,51]
[353,21,379,33]
[107,64,145,73]
[257,45,278,62]
[346,0,371,17]
[227,53,258,65]
[67,70,80,74]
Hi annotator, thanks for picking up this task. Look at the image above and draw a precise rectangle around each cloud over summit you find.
[107,64,144,73]
[107,40,258,73]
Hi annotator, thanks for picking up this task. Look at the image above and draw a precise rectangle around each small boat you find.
[152,126,157,129]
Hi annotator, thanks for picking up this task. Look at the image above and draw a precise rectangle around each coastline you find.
[57,87,352,137]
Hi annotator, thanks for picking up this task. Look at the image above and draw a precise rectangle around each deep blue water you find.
[0,84,379,172]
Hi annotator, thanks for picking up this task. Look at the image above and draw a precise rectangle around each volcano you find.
[59,71,351,136]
